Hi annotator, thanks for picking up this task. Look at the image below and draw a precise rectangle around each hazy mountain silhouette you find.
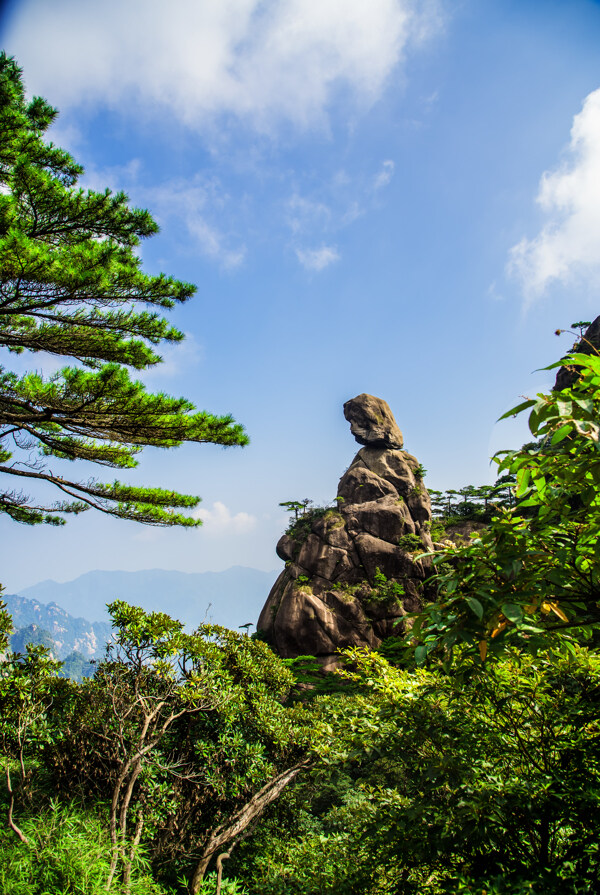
[16,566,280,630]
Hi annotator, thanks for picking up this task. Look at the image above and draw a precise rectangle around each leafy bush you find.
[285,506,340,543]
[245,646,600,894]
[412,351,600,667]
[368,568,405,605]
[198,872,248,894]
[397,532,423,553]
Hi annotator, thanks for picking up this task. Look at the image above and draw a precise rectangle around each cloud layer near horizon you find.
[5,0,440,132]
[509,87,600,300]
[193,501,257,534]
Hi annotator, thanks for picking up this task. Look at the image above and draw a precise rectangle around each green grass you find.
[0,802,173,895]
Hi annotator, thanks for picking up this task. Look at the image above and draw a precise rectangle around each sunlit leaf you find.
[546,601,569,623]
[516,468,531,497]
[498,399,536,421]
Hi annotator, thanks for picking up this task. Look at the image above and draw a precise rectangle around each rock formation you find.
[257,394,434,669]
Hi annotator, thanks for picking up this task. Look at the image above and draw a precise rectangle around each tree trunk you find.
[215,848,233,895]
[189,759,311,894]
[122,809,144,894]
[5,763,29,845]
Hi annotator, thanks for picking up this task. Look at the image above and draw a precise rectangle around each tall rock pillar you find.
[257,394,433,668]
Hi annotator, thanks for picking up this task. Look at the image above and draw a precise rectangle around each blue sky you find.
[2,0,600,594]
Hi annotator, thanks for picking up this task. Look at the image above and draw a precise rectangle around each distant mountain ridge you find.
[16,566,280,631]
[3,593,112,659]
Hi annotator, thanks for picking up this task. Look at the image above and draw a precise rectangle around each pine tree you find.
[0,54,248,526]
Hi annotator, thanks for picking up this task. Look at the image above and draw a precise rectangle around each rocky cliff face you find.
[257,394,433,669]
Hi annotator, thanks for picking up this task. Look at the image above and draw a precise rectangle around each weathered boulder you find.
[257,395,434,667]
[343,393,404,449]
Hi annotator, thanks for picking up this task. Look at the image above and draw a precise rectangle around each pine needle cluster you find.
[0,53,248,526]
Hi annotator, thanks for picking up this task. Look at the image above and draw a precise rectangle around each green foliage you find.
[0,642,63,768]
[375,635,406,665]
[38,602,310,891]
[0,53,248,526]
[397,532,423,553]
[0,804,172,894]
[429,520,448,541]
[0,589,12,652]
[246,798,396,894]
[197,873,248,894]
[331,581,360,595]
[3,331,600,894]
[0,596,317,892]
[570,320,592,338]
[235,340,600,893]
[245,647,600,894]
[368,568,405,605]
[279,499,312,520]
[280,497,346,553]
[428,479,515,524]
[284,504,337,542]
[0,638,68,852]
[411,351,600,668]
[283,655,361,700]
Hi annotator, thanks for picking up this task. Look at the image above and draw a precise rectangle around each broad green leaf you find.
[572,397,594,414]
[498,399,535,421]
[550,423,573,445]
[516,468,531,497]
[529,400,558,435]
[570,351,600,370]
[501,603,523,623]
[556,399,573,418]
[465,597,484,620]
[414,645,427,665]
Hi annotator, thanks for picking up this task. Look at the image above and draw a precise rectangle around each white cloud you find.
[373,159,395,190]
[7,0,441,133]
[486,281,504,303]
[508,88,600,300]
[193,501,257,534]
[140,334,204,382]
[80,162,246,269]
[287,161,397,268]
[286,193,332,234]
[295,245,340,271]
[144,174,246,269]
[340,201,363,226]
[79,158,143,195]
